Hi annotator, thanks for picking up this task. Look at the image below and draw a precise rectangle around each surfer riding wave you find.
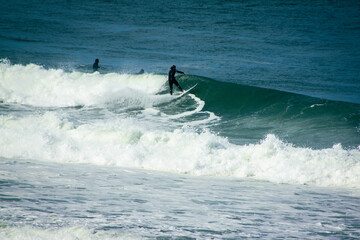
[168,65,186,95]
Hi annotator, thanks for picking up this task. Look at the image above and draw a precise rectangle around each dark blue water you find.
[1,0,360,103]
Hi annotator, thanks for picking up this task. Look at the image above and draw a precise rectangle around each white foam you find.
[0,112,359,188]
[160,94,220,126]
[0,226,139,240]
[0,61,167,107]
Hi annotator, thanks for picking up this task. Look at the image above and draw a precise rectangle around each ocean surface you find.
[1,0,360,239]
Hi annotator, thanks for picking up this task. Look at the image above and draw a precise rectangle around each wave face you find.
[0,61,359,188]
[191,75,360,148]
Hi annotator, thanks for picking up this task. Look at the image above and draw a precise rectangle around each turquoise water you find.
[0,0,360,239]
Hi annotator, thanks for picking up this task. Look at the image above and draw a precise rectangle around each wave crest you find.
[0,112,359,188]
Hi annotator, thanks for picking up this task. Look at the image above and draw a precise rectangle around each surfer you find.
[168,65,186,95]
[93,59,103,72]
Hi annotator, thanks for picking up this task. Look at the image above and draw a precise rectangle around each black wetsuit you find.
[168,69,184,95]
[93,62,100,72]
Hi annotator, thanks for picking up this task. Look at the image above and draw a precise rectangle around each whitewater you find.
[1,61,359,189]
[1,0,360,238]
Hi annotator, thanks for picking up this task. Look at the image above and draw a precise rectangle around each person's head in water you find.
[93,58,101,71]
[171,65,176,70]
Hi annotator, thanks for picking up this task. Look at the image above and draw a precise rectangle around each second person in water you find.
[93,58,103,72]
[168,65,186,95]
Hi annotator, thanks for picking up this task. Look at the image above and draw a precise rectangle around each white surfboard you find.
[176,83,198,98]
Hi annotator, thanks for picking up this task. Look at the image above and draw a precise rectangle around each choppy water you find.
[1,159,360,239]
[1,0,360,239]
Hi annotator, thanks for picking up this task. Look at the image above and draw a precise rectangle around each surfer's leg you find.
[169,80,174,95]
[173,79,183,92]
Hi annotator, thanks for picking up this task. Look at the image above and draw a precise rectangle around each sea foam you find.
[0,226,138,240]
[0,112,359,188]
[0,61,167,107]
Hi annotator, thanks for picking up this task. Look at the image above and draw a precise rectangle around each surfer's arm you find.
[176,70,186,75]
